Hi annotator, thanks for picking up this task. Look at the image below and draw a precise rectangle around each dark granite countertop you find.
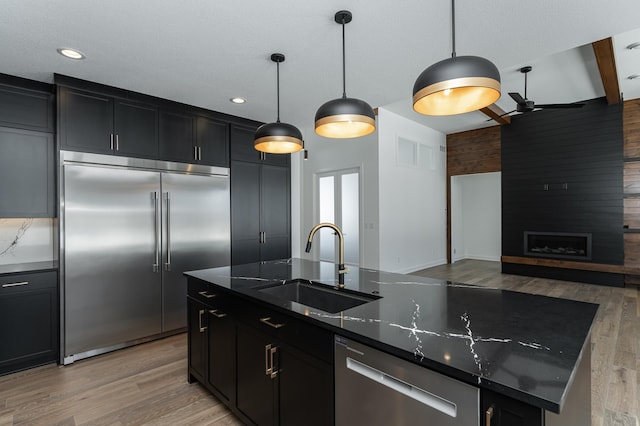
[0,261,58,276]
[185,258,598,414]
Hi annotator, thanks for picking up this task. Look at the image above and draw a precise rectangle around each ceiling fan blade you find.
[536,103,586,109]
[484,110,516,121]
[508,92,526,104]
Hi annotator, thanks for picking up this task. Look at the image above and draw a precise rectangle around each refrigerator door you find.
[64,164,162,356]
[161,172,230,331]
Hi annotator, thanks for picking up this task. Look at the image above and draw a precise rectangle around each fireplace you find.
[524,232,592,261]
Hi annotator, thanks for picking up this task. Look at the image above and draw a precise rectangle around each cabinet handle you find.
[193,146,198,160]
[260,317,285,329]
[110,133,115,151]
[485,405,494,426]
[2,281,28,288]
[269,345,278,379]
[208,309,227,318]
[198,146,202,161]
[262,231,266,244]
[115,134,119,151]
[198,309,206,332]
[265,343,272,376]
[198,290,216,299]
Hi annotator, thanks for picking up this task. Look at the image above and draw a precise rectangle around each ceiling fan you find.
[504,66,586,115]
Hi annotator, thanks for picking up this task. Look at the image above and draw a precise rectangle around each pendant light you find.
[254,53,303,154]
[412,0,501,116]
[315,10,376,139]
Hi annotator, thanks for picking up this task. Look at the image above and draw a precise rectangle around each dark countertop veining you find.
[185,258,598,413]
[0,261,58,276]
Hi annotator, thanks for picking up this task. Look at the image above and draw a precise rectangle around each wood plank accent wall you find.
[623,99,640,284]
[445,125,501,263]
[501,98,623,285]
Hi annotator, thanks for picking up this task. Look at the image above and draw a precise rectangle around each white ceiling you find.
[2,0,640,135]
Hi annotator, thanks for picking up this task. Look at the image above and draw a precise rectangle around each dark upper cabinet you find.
[159,109,196,163]
[0,271,58,376]
[197,115,228,167]
[0,83,54,132]
[58,86,158,158]
[0,127,54,217]
[159,111,229,167]
[230,123,290,166]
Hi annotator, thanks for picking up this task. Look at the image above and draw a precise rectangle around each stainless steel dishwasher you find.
[335,336,479,426]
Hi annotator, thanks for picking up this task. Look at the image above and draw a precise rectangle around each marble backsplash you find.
[0,218,55,265]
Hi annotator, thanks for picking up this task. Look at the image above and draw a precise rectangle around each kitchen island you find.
[185,258,597,425]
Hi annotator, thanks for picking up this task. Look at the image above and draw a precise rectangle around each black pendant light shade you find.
[255,53,303,154]
[412,0,500,116]
[314,10,376,139]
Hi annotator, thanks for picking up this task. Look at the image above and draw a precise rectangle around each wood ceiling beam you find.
[592,37,622,104]
[480,103,511,125]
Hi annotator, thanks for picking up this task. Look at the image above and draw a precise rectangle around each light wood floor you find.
[0,260,637,426]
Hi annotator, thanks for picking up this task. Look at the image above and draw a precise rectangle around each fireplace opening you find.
[524,232,592,261]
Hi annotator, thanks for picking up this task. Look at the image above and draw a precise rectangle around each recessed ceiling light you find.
[230,97,246,104]
[57,48,85,60]
[628,74,640,80]
[626,42,640,50]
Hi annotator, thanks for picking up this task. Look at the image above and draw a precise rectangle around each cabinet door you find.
[0,85,54,132]
[58,87,114,154]
[236,324,277,425]
[261,164,291,261]
[114,99,158,159]
[0,271,57,375]
[197,115,228,167]
[207,307,236,404]
[279,346,333,426]
[159,110,196,163]
[0,127,54,217]
[231,161,261,265]
[481,389,543,426]
[187,298,207,384]
[230,123,261,163]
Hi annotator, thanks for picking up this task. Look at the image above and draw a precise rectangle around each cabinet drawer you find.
[235,300,333,364]
[187,279,232,308]
[0,271,57,293]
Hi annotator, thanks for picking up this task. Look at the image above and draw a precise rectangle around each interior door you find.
[316,169,360,266]
[160,172,230,331]
[64,164,161,356]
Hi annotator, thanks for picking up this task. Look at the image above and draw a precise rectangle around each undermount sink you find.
[257,279,380,314]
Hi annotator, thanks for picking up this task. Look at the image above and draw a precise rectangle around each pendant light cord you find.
[341,17,347,99]
[276,60,281,123]
[451,0,456,58]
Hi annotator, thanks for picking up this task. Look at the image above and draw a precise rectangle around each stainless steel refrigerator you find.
[60,151,230,364]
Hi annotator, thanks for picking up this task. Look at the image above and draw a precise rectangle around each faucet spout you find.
[305,222,347,288]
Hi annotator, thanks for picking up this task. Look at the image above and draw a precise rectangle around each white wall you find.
[450,172,501,262]
[293,125,380,269]
[377,109,447,273]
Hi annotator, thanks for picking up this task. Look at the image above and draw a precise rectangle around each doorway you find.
[316,169,360,266]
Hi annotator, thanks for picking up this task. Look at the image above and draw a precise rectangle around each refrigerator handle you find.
[152,191,160,272]
[164,192,171,271]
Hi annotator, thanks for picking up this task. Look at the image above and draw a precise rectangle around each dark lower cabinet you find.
[0,271,58,376]
[187,277,333,425]
[482,389,542,426]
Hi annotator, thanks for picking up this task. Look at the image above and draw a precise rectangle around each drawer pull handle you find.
[2,281,29,288]
[208,309,227,318]
[260,317,285,329]
[198,291,216,299]
[486,405,494,426]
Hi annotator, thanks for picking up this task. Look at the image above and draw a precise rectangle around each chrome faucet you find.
[305,222,347,288]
